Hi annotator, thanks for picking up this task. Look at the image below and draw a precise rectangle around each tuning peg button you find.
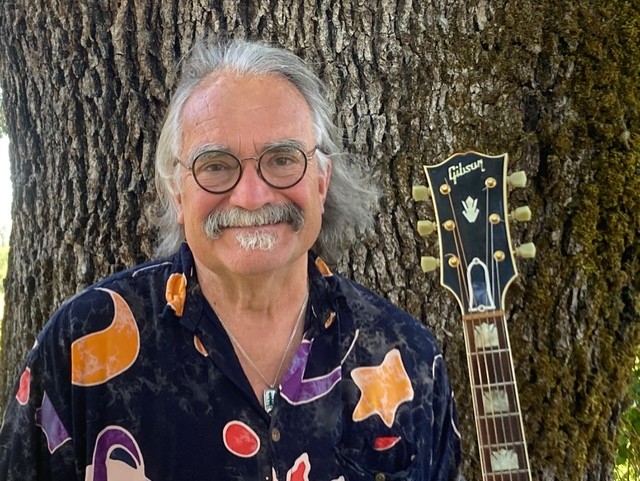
[507,171,527,188]
[412,185,431,201]
[420,256,440,272]
[417,220,437,236]
[510,206,532,222]
[515,242,536,259]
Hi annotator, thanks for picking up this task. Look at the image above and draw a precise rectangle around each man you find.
[0,39,463,480]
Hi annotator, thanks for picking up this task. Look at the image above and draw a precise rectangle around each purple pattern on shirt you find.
[91,427,143,481]
[280,339,342,405]
[34,392,70,453]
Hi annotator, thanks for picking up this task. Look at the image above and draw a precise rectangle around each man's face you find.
[173,72,330,278]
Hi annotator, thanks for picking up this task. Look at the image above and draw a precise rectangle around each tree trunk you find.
[0,1,638,480]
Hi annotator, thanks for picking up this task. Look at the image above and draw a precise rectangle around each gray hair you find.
[153,38,380,261]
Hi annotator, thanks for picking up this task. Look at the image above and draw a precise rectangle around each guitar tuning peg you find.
[420,256,440,272]
[412,185,431,201]
[507,171,527,188]
[509,206,532,222]
[515,242,536,259]
[417,220,437,236]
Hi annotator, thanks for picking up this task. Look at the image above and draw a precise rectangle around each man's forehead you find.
[184,71,309,113]
[178,72,314,160]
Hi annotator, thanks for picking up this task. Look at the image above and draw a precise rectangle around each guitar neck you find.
[463,311,532,481]
[414,151,535,480]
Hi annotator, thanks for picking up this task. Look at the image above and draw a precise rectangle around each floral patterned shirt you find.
[0,243,463,480]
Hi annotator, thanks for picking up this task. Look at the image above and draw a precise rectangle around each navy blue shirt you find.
[0,243,463,480]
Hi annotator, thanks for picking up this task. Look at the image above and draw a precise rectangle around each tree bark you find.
[0,1,638,480]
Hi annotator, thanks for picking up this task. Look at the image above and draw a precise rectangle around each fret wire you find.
[480,440,527,449]
[470,377,517,389]
[470,347,513,355]
[486,469,531,480]
[477,412,524,421]
[487,469,531,472]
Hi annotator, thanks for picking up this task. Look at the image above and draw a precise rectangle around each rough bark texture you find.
[0,1,638,480]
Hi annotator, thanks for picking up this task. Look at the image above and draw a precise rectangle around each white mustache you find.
[202,204,305,239]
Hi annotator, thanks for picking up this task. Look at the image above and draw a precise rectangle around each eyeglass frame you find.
[175,142,319,194]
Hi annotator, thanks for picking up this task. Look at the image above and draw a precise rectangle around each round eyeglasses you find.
[178,145,318,194]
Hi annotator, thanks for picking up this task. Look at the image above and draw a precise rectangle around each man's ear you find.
[171,187,185,224]
[318,162,332,210]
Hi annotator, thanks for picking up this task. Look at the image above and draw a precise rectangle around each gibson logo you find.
[448,159,486,184]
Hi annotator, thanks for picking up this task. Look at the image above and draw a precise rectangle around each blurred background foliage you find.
[616,355,640,480]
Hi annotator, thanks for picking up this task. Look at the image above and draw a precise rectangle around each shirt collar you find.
[161,243,344,335]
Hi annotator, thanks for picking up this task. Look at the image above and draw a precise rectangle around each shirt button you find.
[375,473,386,481]
[271,428,281,442]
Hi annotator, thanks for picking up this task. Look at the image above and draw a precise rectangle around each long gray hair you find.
[153,38,380,261]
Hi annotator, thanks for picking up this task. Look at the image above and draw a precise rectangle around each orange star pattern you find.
[351,349,414,427]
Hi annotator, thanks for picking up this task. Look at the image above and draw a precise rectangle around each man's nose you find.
[228,158,276,209]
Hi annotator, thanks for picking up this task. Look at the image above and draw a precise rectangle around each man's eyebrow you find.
[187,144,230,165]
[187,139,309,164]
[261,139,308,151]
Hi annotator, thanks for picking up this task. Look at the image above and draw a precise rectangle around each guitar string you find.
[491,232,520,480]
[487,191,516,480]
[499,308,532,478]
[443,182,494,480]
[456,261,491,480]
[441,168,529,480]
[484,184,503,474]
[484,185,508,479]
[440,179,486,477]
[493,185,532,479]
[491,180,531,479]
[499,311,521,480]
[449,177,517,479]
[458,274,491,479]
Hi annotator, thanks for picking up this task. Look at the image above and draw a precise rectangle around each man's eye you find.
[273,155,297,166]
[196,153,236,173]
[201,161,229,171]
[265,152,302,168]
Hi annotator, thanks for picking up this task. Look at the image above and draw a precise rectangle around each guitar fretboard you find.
[418,152,534,481]
[463,312,532,481]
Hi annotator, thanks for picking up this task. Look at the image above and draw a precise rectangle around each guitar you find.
[413,151,534,481]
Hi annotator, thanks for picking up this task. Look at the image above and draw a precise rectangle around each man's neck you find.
[193,253,309,324]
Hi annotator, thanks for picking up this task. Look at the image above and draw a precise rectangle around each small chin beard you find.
[235,231,277,251]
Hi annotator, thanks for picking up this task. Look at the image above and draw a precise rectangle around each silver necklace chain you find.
[217,291,309,389]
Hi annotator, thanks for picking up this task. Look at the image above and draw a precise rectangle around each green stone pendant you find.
[263,388,276,413]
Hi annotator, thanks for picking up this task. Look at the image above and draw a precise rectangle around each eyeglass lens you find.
[192,146,308,193]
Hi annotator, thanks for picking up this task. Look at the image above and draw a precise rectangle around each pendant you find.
[263,387,277,413]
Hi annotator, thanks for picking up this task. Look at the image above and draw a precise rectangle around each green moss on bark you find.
[515,1,640,479]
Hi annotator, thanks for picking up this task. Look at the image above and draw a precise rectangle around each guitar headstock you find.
[413,152,535,315]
